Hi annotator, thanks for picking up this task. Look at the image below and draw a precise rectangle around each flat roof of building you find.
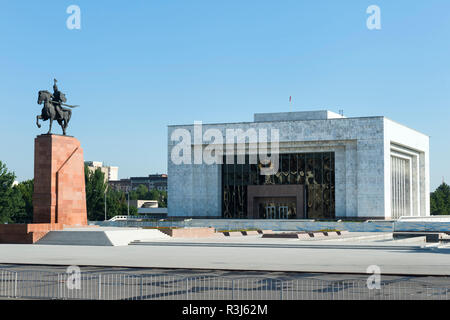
[167,110,428,137]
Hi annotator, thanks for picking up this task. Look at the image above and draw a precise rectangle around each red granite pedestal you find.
[0,134,88,244]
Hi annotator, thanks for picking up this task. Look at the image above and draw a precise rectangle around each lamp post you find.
[127,183,131,217]
[104,189,107,221]
[127,190,130,216]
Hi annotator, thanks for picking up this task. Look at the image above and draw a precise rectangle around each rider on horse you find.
[36,79,78,136]
[52,79,66,119]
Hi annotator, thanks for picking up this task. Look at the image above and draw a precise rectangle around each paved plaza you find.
[0,233,449,276]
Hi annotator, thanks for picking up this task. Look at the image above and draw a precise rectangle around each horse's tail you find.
[66,109,72,125]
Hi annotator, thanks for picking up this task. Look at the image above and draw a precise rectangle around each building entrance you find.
[247,185,304,219]
[260,200,294,219]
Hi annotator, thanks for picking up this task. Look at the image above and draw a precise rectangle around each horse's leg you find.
[48,118,53,134]
[57,119,65,135]
[36,115,42,128]
[65,110,71,135]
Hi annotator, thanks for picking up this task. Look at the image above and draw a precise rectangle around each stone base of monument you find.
[33,134,87,226]
[0,134,89,244]
[0,223,64,244]
[36,227,171,246]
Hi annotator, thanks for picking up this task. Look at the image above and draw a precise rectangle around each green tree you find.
[84,169,138,221]
[84,165,107,221]
[158,190,167,208]
[104,189,137,218]
[148,189,167,208]
[149,188,159,201]
[129,189,139,201]
[104,188,121,219]
[0,160,24,223]
[430,182,450,215]
[122,195,138,216]
[11,179,34,223]
[136,184,149,200]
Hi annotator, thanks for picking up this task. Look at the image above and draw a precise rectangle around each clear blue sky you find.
[0,0,449,190]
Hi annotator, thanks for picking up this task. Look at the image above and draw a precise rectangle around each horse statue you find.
[36,90,72,135]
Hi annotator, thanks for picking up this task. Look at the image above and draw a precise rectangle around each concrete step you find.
[37,228,171,246]
[393,232,450,243]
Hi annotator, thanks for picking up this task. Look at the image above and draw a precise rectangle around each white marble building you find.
[167,111,429,220]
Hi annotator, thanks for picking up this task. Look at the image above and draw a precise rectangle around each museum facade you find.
[167,111,430,220]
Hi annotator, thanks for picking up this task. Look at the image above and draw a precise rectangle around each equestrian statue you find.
[36,79,79,135]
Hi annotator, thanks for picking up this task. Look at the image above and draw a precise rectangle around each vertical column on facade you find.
[396,156,400,219]
[395,156,398,218]
[404,158,407,215]
[396,157,399,218]
[407,159,412,216]
[400,157,404,217]
[393,156,396,218]
[392,157,398,218]
[394,156,398,219]
[391,156,394,219]
[393,156,397,219]
[402,158,406,216]
[399,157,402,217]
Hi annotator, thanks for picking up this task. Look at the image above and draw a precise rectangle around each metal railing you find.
[107,216,169,222]
[0,270,17,298]
[0,270,449,300]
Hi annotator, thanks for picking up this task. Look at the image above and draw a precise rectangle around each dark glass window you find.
[221,152,335,219]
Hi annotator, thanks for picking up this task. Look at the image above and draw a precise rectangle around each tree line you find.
[84,165,167,221]
[430,182,450,215]
[0,161,33,223]
[0,160,167,223]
